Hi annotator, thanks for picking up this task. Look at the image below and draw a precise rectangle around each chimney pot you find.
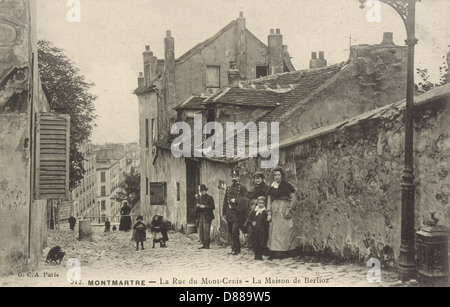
[319,51,325,60]
[145,45,150,51]
[270,29,275,34]
[229,60,237,70]
[312,52,317,59]
[166,30,172,37]
[139,72,143,77]
[239,11,244,17]
[276,28,281,34]
[381,32,394,45]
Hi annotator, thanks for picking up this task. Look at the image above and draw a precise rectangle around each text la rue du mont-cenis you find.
[159,276,330,285]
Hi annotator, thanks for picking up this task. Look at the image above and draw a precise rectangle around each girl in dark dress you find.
[247,196,270,260]
[133,215,147,251]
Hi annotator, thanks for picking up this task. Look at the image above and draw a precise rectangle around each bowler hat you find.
[136,215,143,221]
[199,184,208,191]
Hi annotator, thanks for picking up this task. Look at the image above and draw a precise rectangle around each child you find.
[247,196,270,260]
[133,215,147,251]
[150,215,167,248]
[104,218,111,233]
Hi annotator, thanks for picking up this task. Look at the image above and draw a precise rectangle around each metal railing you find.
[82,214,141,226]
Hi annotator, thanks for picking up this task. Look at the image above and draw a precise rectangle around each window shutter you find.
[35,112,70,200]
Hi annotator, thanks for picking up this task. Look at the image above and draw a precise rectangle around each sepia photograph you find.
[0,0,449,292]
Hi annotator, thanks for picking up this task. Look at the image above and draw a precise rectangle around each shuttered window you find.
[150,182,167,206]
[35,113,70,200]
[206,66,220,88]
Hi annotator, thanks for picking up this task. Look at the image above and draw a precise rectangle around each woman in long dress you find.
[266,166,297,259]
[119,202,132,232]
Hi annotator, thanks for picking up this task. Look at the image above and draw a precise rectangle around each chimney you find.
[268,28,283,75]
[381,32,395,45]
[228,60,240,86]
[310,51,327,69]
[137,72,144,87]
[143,45,153,85]
[164,30,176,131]
[235,12,247,79]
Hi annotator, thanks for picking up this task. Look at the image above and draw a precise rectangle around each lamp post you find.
[358,0,420,282]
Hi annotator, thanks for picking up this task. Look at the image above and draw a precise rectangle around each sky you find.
[36,0,450,145]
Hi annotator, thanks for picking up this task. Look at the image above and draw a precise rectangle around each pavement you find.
[0,224,402,287]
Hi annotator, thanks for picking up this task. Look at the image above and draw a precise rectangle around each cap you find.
[252,171,265,179]
[199,184,208,191]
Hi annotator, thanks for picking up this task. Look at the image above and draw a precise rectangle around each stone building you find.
[95,145,128,223]
[70,142,97,220]
[136,25,412,244]
[0,0,70,275]
[135,13,296,230]
[236,83,450,262]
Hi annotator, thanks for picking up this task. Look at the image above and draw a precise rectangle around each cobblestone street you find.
[0,224,401,287]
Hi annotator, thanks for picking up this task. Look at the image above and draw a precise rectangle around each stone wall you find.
[237,93,450,265]
[0,0,51,275]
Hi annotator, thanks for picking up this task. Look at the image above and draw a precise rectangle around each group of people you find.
[195,166,297,261]
[117,201,169,251]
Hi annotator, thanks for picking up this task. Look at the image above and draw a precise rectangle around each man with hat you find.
[196,184,215,249]
[222,168,248,255]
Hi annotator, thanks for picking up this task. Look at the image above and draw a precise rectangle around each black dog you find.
[46,246,65,264]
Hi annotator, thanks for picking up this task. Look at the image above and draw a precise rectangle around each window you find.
[207,108,215,122]
[101,186,106,196]
[176,182,180,201]
[146,177,149,196]
[150,182,167,206]
[101,200,106,211]
[256,66,269,78]
[151,118,156,142]
[145,119,150,148]
[206,66,220,88]
[101,172,106,182]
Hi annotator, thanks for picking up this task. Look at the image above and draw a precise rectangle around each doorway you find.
[186,159,200,227]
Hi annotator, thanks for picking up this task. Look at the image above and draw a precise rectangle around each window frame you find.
[206,65,221,89]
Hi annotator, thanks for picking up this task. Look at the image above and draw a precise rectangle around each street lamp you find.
[359,0,421,282]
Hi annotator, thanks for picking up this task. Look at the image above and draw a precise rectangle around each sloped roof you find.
[174,96,208,110]
[203,86,286,107]
[133,76,159,95]
[279,82,450,150]
[255,62,347,123]
[176,20,237,64]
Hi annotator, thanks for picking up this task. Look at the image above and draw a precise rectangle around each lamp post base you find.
[398,245,417,282]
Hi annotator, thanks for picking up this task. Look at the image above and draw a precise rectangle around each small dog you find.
[46,246,66,264]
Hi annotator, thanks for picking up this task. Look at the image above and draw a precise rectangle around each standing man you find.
[222,168,248,255]
[196,184,215,249]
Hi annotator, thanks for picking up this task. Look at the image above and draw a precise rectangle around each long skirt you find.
[267,199,295,252]
[119,216,131,231]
